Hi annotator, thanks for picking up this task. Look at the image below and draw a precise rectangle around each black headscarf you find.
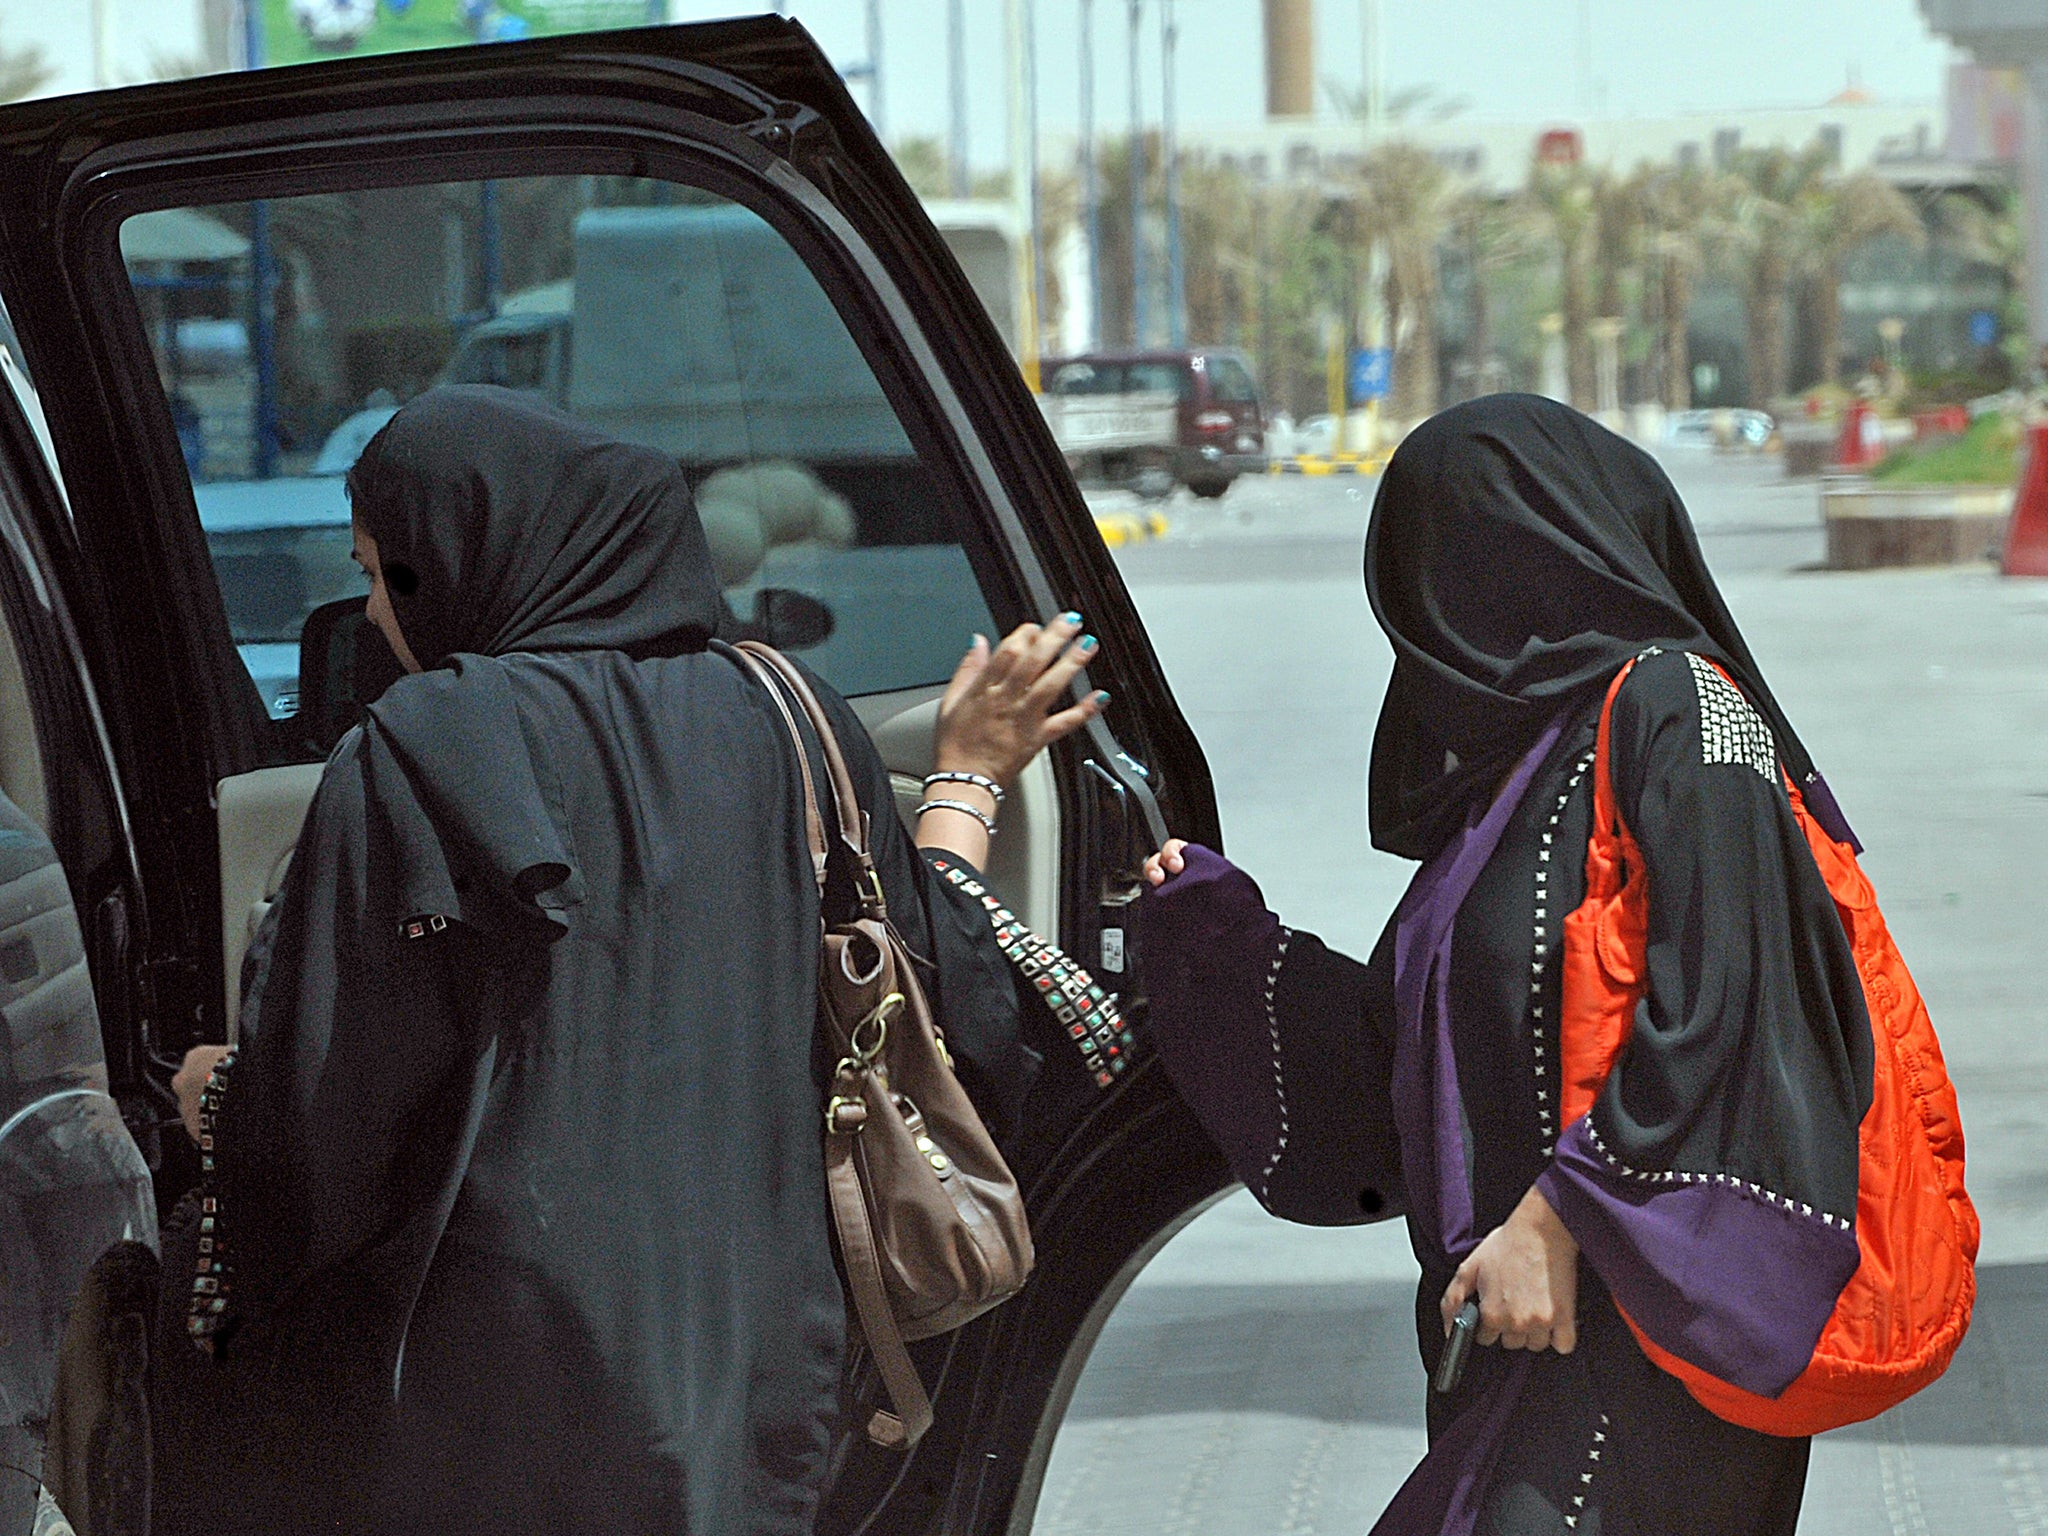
[1364,394,1822,860]
[186,387,874,1527]
[341,386,726,944]
[347,384,722,669]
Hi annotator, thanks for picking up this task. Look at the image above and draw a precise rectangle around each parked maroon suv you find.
[1041,348,1267,499]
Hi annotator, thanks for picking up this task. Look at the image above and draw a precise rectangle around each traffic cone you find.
[2001,423,2048,577]
[1834,399,1885,470]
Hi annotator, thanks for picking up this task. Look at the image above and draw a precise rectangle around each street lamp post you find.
[1161,0,1185,348]
[1026,0,1046,372]
[1005,0,1042,387]
[949,0,970,197]
[1360,0,1383,132]
[1080,0,1101,349]
[866,0,886,143]
[1127,0,1147,349]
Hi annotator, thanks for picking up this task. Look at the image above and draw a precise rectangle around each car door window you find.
[1123,361,1193,399]
[1048,361,1124,396]
[121,177,993,744]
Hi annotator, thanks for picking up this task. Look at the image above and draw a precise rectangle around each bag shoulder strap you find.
[736,641,889,920]
[717,641,829,896]
[1591,653,1643,847]
[729,641,932,1445]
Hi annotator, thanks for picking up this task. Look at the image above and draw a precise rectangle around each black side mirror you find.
[298,597,406,755]
[749,588,835,650]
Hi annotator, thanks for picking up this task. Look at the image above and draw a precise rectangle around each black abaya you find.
[1140,397,1875,1536]
[157,389,1036,1534]
[1144,654,1857,1535]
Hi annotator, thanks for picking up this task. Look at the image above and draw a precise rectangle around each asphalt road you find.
[1034,450,2048,1536]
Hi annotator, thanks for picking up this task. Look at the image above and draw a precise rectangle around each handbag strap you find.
[825,1134,935,1448]
[719,641,830,896]
[736,641,887,919]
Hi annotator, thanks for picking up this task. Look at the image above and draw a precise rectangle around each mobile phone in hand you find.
[1433,1298,1482,1395]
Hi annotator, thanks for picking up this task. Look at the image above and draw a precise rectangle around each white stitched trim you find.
[1257,929,1295,1202]
[1562,1414,1611,1528]
[1579,1117,1853,1229]
[1531,748,1595,1154]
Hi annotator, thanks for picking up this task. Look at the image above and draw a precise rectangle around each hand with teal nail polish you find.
[929,611,1111,802]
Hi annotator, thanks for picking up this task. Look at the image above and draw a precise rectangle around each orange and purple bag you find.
[1558,655,1978,1436]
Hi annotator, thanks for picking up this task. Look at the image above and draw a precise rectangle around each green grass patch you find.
[1870,414,2024,486]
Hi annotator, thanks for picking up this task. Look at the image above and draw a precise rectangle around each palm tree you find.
[1092,133,1156,350]
[1798,173,1925,387]
[1640,162,1737,410]
[1361,140,1450,419]
[1446,189,1541,397]
[1929,186,2026,375]
[893,138,955,201]
[1591,168,1646,324]
[1179,153,1259,351]
[1726,142,1833,407]
[1523,160,1597,408]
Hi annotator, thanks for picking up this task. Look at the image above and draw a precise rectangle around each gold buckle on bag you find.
[826,1094,868,1136]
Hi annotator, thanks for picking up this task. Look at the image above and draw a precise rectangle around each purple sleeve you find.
[1538,1117,1860,1398]
[1137,845,1402,1226]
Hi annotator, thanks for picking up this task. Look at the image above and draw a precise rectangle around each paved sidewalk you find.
[1042,452,2048,1535]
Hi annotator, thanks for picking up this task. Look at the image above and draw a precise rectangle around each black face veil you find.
[1363,394,1829,860]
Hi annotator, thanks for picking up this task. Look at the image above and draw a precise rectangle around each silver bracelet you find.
[922,770,1005,806]
[917,798,998,838]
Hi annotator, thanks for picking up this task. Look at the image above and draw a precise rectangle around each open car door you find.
[0,324,159,1529]
[0,19,1226,1532]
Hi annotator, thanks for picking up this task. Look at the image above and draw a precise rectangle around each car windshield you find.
[1047,361,1124,394]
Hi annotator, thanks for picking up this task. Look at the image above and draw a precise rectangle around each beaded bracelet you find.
[917,797,998,838]
[922,770,1005,807]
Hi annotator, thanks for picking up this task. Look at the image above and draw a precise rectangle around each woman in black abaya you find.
[159,386,1104,1534]
[1139,395,1875,1536]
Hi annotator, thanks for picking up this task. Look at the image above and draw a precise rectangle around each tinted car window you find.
[121,180,993,736]
[1207,355,1259,403]
[1047,360,1124,395]
[1124,361,1194,399]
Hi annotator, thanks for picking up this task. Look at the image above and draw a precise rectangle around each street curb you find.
[1094,510,1172,547]
[1270,451,1391,476]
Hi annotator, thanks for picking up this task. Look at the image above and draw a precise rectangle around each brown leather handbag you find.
[728,642,1033,1449]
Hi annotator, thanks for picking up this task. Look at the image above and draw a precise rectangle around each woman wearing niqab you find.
[1139,395,1874,1535]
[154,386,1100,1534]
